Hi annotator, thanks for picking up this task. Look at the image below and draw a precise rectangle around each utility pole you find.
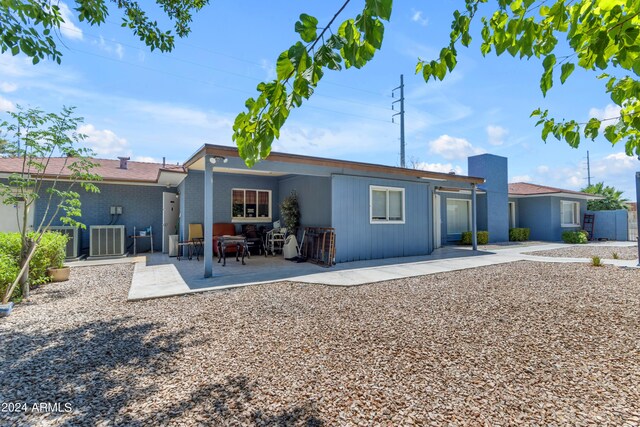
[587,150,592,186]
[392,74,405,168]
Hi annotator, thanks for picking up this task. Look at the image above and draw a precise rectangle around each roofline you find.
[509,192,603,200]
[0,172,174,186]
[184,144,485,185]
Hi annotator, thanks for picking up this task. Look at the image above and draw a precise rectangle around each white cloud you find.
[511,174,532,182]
[0,82,17,93]
[78,124,130,157]
[260,59,275,80]
[413,162,463,175]
[411,9,429,26]
[588,104,621,130]
[486,125,508,146]
[592,152,638,177]
[93,36,124,59]
[536,165,549,174]
[0,95,15,112]
[428,134,485,160]
[59,2,83,40]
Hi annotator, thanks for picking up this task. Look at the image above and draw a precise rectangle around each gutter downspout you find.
[471,183,478,251]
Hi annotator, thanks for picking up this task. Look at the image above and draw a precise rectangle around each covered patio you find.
[179,144,483,280]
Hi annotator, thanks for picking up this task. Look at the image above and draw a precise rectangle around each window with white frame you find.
[446,199,471,234]
[560,200,580,227]
[370,186,405,223]
[232,189,272,222]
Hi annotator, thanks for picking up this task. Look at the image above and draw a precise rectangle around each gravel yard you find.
[1,261,639,426]
[527,245,639,260]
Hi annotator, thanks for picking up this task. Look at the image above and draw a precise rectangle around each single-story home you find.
[0,146,606,278]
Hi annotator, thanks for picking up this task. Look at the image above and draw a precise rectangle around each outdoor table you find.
[217,235,249,267]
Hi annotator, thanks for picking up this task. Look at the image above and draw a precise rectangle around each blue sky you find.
[0,1,638,197]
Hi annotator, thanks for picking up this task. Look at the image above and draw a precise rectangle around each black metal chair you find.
[242,224,266,257]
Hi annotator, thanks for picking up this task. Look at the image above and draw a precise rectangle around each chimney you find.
[118,156,130,170]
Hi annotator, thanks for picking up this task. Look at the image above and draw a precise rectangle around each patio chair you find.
[178,223,204,260]
[265,220,287,256]
[242,224,266,257]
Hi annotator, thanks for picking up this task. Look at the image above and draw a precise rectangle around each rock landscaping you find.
[527,245,638,260]
[1,261,639,426]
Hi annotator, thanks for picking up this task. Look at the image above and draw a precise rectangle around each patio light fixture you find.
[209,155,228,164]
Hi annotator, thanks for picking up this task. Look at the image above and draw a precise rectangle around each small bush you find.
[612,252,619,259]
[562,230,588,244]
[509,228,530,242]
[460,231,489,245]
[0,231,68,301]
[591,256,603,267]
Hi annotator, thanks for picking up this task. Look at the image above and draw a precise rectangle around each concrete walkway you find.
[125,242,639,301]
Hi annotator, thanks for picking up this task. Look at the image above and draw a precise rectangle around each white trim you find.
[508,201,516,228]
[509,192,601,200]
[560,200,581,227]
[433,193,442,248]
[369,185,406,224]
[231,188,272,223]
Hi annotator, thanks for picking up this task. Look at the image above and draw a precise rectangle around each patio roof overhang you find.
[184,144,485,185]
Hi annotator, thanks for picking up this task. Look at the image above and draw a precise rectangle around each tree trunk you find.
[19,238,32,300]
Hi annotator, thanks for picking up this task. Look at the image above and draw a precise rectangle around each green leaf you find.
[294,13,318,43]
[560,62,575,84]
[365,0,392,21]
[275,51,294,81]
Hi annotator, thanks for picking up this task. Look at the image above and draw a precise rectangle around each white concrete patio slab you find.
[125,241,638,301]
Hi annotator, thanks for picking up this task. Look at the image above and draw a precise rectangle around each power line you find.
[67,46,393,124]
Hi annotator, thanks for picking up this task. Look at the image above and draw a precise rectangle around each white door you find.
[162,192,180,253]
[0,200,34,233]
[433,193,442,249]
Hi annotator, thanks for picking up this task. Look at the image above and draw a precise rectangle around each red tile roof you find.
[0,157,186,184]
[508,182,596,197]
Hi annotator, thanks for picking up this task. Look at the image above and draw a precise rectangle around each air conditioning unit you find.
[48,226,81,259]
[90,225,126,258]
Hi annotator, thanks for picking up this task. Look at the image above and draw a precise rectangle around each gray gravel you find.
[1,261,639,426]
[527,245,639,260]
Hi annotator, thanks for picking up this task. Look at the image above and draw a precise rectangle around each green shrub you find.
[0,231,69,301]
[509,228,530,242]
[460,231,489,245]
[562,230,588,244]
[591,256,603,267]
[612,252,619,260]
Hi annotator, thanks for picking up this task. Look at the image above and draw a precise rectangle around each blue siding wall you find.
[550,197,587,239]
[278,176,331,228]
[517,196,587,241]
[588,209,628,241]
[468,154,509,242]
[331,175,431,262]
[34,182,173,253]
[179,171,280,239]
[517,197,552,241]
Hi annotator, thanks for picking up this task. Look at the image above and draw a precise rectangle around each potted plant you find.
[46,234,70,282]
[280,191,301,236]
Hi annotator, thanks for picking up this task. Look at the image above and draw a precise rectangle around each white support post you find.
[471,183,478,251]
[204,156,214,278]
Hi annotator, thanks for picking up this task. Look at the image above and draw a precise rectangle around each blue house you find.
[0,146,603,279]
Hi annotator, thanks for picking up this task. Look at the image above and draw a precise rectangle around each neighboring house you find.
[0,156,187,253]
[507,182,601,241]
